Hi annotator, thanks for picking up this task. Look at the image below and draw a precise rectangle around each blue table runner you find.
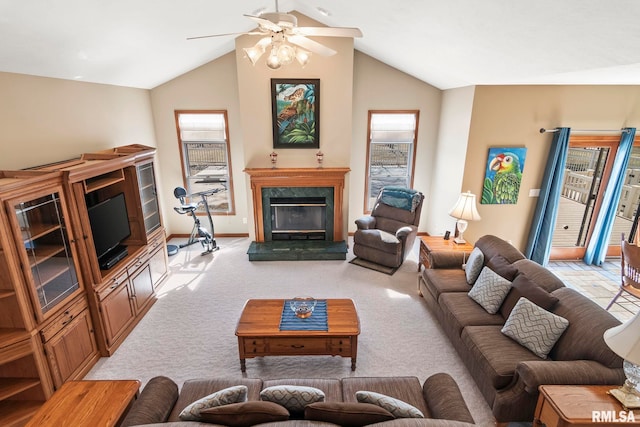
[279,299,328,331]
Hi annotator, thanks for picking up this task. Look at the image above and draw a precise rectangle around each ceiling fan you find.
[188,0,363,68]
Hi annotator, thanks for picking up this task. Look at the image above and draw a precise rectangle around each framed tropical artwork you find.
[271,78,320,149]
[481,147,528,204]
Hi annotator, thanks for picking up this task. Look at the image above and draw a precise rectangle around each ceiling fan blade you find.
[287,35,337,56]
[294,27,363,38]
[187,31,263,40]
[244,14,283,33]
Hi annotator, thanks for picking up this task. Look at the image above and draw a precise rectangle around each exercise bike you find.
[172,186,221,255]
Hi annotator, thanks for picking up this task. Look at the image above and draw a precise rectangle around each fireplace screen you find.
[270,197,326,240]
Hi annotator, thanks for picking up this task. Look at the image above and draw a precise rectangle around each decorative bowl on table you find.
[290,297,317,318]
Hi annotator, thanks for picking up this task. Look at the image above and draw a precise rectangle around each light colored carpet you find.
[85,237,497,426]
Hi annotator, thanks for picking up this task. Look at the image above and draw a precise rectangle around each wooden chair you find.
[606,233,640,310]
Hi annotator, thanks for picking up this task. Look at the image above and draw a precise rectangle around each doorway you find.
[551,135,640,259]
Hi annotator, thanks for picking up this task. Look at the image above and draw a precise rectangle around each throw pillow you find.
[500,274,560,319]
[486,255,518,281]
[468,266,512,314]
[199,401,289,427]
[355,391,424,418]
[260,385,325,412]
[465,247,485,284]
[502,297,569,359]
[179,385,248,421]
[305,402,394,426]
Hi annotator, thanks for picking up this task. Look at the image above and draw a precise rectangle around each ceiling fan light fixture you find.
[244,46,264,65]
[266,47,282,69]
[277,43,295,65]
[295,49,311,67]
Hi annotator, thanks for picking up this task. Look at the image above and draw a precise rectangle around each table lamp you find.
[604,311,640,408]
[448,191,481,244]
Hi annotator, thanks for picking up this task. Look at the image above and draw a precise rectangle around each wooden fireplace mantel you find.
[244,167,350,242]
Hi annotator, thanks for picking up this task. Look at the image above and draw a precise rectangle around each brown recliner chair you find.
[353,187,424,268]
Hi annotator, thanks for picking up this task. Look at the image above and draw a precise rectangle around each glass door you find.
[551,136,640,259]
[13,191,81,320]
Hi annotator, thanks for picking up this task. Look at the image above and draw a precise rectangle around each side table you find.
[418,235,474,271]
[25,380,140,427]
[534,385,640,427]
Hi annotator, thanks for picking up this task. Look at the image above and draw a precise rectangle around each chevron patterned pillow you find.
[465,247,485,284]
[179,385,248,421]
[260,385,325,412]
[355,390,424,418]
[501,297,569,359]
[468,266,512,314]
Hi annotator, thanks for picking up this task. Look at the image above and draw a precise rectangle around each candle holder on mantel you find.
[316,150,324,168]
[270,151,278,168]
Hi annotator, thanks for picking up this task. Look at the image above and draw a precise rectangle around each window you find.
[364,111,419,211]
[175,110,234,214]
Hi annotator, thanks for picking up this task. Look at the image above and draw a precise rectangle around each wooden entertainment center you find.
[0,144,168,426]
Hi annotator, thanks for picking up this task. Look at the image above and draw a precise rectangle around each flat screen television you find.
[87,193,131,262]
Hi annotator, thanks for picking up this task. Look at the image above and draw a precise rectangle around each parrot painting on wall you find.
[481,147,527,204]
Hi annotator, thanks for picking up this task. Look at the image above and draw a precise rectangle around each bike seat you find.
[174,204,198,215]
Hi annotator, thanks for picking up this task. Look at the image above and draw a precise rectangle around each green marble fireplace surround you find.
[262,186,334,241]
[244,167,350,261]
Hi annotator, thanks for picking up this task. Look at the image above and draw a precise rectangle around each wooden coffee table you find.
[235,298,360,372]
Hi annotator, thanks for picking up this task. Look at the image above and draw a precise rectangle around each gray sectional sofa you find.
[419,234,625,424]
[120,374,477,426]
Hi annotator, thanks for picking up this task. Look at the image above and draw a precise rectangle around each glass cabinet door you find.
[14,192,80,316]
[137,162,161,234]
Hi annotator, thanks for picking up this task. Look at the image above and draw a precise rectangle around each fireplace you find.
[244,167,350,243]
[270,196,326,240]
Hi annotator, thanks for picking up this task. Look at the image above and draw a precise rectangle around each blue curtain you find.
[584,128,637,265]
[525,127,571,265]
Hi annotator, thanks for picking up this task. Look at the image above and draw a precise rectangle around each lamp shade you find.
[604,310,640,365]
[448,191,481,221]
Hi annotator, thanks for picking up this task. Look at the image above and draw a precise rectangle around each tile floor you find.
[547,260,640,322]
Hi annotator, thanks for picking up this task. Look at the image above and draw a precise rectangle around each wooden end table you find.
[25,380,140,427]
[534,385,640,427]
[235,298,360,372]
[418,235,474,271]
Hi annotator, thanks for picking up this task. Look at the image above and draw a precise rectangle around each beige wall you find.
[149,52,247,237]
[235,13,354,240]
[350,51,442,233]
[462,85,640,251]
[0,72,155,170]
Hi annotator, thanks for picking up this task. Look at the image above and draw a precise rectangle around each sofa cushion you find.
[486,255,518,281]
[461,326,542,389]
[548,287,623,368]
[464,247,484,284]
[511,259,565,292]
[168,378,263,422]
[421,269,470,303]
[440,293,505,338]
[199,401,289,426]
[500,274,559,319]
[341,377,429,418]
[356,391,424,418]
[179,385,248,421]
[474,235,526,264]
[260,385,325,412]
[468,267,512,314]
[305,402,394,426]
[502,297,569,359]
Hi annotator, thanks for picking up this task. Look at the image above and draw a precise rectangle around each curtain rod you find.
[539,127,630,134]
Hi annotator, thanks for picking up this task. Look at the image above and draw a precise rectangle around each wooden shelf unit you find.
[0,144,168,423]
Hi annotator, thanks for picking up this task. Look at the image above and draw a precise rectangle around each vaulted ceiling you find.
[2,0,640,90]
